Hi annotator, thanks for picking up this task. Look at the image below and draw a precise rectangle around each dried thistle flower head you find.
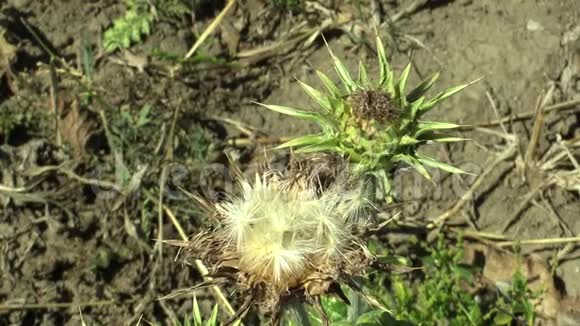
[185,166,376,324]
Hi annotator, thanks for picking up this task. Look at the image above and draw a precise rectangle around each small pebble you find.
[527,19,544,31]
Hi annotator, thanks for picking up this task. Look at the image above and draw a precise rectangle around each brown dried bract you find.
[287,153,348,193]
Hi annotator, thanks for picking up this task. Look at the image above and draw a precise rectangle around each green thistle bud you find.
[257,36,480,199]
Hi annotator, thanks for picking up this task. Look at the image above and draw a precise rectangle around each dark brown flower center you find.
[349,89,399,123]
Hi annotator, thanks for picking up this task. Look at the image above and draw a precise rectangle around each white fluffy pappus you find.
[213,172,369,291]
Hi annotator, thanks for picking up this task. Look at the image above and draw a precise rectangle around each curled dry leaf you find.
[59,96,98,156]
[0,27,16,84]
[220,17,240,56]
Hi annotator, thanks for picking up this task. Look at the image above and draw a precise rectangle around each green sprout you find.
[258,36,480,199]
[174,295,241,326]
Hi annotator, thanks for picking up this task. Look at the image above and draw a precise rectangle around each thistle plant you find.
[181,166,382,325]
[258,37,479,199]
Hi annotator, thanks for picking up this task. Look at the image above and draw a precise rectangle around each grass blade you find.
[193,295,202,325]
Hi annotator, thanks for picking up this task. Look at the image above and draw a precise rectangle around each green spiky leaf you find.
[416,121,461,136]
[377,36,394,94]
[394,154,431,180]
[277,134,332,149]
[396,61,413,107]
[408,96,426,121]
[400,135,420,145]
[417,154,468,174]
[407,72,440,103]
[297,80,331,112]
[296,140,341,153]
[418,132,468,143]
[193,295,202,325]
[358,60,369,86]
[257,103,333,130]
[333,57,356,91]
[419,77,482,115]
[316,70,341,98]
[206,305,219,326]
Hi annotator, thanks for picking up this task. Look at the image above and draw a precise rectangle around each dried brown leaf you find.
[59,97,97,156]
[0,28,16,78]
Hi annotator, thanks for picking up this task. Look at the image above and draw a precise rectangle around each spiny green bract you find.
[258,36,480,198]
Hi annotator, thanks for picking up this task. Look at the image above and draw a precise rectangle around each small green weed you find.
[103,0,193,53]
[303,295,408,326]
[105,101,213,167]
[270,0,301,12]
[391,235,483,325]
[283,295,407,326]
[108,103,158,162]
[103,0,154,53]
[154,0,192,21]
[173,236,537,326]
[174,295,240,326]
[367,235,538,326]
[485,248,538,325]
[175,125,213,165]
[0,103,48,143]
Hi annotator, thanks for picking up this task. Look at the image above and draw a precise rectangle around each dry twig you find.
[144,192,236,317]
[497,237,580,248]
[459,98,580,130]
[0,300,116,311]
[184,0,236,60]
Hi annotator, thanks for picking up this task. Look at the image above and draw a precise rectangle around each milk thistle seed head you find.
[184,165,376,324]
[257,36,480,199]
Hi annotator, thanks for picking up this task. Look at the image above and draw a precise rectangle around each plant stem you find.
[347,174,377,321]
[347,278,364,323]
[288,303,312,326]
[364,173,377,204]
